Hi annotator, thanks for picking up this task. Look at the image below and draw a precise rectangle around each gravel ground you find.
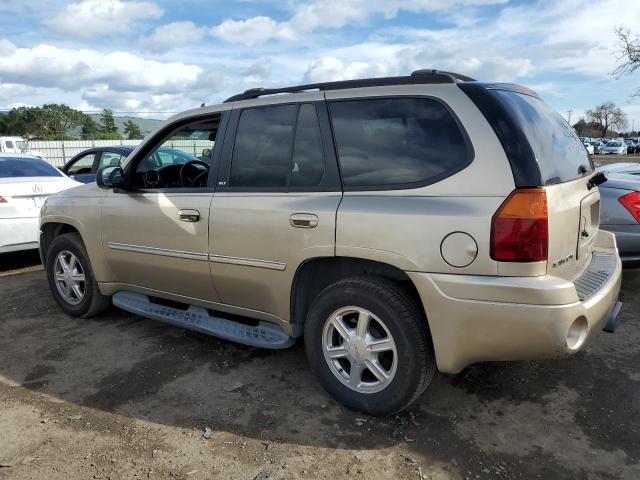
[0,250,638,480]
[593,153,640,166]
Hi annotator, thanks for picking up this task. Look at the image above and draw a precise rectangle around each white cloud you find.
[210,16,296,46]
[44,0,163,39]
[303,56,393,83]
[243,59,273,80]
[142,21,206,53]
[0,41,227,114]
[211,0,507,45]
[0,83,36,101]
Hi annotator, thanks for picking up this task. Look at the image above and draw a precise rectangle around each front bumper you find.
[408,231,622,374]
[0,216,39,253]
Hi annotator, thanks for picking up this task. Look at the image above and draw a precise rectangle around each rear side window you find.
[230,104,297,188]
[329,98,471,189]
[491,91,593,185]
[290,104,325,187]
[0,158,63,178]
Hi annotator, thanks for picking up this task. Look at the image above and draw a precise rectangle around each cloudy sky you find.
[1,0,640,127]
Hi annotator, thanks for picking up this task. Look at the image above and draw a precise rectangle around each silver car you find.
[598,163,640,265]
[600,140,627,155]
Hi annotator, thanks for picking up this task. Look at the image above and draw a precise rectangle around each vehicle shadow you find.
[1,269,639,478]
[0,249,41,274]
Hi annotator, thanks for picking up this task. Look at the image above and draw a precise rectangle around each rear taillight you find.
[0,196,7,203]
[619,191,640,223]
[490,188,548,262]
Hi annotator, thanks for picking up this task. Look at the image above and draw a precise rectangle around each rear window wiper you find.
[587,171,607,190]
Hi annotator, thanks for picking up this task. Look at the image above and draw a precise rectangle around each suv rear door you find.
[209,95,341,321]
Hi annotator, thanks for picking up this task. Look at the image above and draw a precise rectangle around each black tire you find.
[45,232,111,318]
[304,276,435,415]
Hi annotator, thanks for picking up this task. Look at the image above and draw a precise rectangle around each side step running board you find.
[112,291,295,349]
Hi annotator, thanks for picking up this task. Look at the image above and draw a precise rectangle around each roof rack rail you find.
[223,69,476,103]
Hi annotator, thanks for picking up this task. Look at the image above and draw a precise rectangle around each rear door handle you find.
[178,209,200,222]
[290,213,318,228]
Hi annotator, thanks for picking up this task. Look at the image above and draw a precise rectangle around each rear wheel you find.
[46,233,111,318]
[304,276,435,415]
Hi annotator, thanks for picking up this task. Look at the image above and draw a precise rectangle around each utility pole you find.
[566,110,573,125]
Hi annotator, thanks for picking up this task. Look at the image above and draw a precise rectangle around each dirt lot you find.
[0,251,637,480]
[593,152,640,166]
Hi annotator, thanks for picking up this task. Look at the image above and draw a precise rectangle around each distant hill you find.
[87,114,164,136]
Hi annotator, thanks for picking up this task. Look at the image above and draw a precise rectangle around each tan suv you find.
[39,70,623,415]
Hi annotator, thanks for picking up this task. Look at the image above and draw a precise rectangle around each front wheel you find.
[45,232,111,318]
[304,276,435,415]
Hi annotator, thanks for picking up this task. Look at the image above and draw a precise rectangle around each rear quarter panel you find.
[328,84,515,274]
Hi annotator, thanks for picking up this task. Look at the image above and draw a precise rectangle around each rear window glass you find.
[329,98,471,188]
[491,91,593,185]
[0,158,63,178]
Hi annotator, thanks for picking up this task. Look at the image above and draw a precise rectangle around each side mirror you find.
[202,148,211,157]
[96,166,125,190]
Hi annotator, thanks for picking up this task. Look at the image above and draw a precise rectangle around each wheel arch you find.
[289,256,430,338]
[39,221,81,265]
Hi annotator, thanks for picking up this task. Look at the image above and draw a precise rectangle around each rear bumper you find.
[408,232,622,374]
[0,216,39,253]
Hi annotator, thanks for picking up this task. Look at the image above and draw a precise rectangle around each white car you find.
[583,142,595,154]
[0,154,80,253]
[600,141,627,155]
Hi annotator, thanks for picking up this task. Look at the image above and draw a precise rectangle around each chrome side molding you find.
[106,242,209,261]
[106,242,286,270]
[209,254,286,271]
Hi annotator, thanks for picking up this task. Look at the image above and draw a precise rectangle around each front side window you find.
[0,158,63,178]
[329,97,471,188]
[5,141,14,149]
[67,153,96,174]
[132,116,219,189]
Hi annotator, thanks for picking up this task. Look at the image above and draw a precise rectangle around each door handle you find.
[178,209,200,222]
[290,213,318,228]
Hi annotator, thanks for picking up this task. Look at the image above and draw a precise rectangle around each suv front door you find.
[210,97,342,321]
[100,113,225,302]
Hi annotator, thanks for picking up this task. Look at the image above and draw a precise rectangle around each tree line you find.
[573,28,640,139]
[573,101,629,138]
[0,105,143,140]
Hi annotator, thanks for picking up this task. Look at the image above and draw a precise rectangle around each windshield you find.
[607,141,622,147]
[15,140,28,152]
[0,157,63,178]
[490,90,593,185]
